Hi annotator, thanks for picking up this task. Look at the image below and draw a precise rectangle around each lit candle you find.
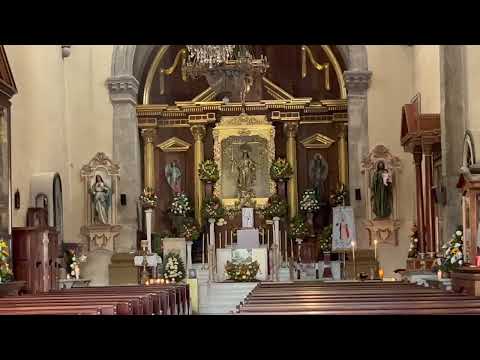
[160,278,165,284]
[437,270,442,281]
[165,279,170,284]
[378,268,384,280]
[156,278,161,285]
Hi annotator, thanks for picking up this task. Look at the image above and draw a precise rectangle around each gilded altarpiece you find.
[213,114,276,208]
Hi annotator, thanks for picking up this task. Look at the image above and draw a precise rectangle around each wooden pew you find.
[0,304,117,315]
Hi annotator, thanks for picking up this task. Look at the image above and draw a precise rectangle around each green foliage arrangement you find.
[139,187,158,208]
[318,225,333,252]
[0,239,13,283]
[201,196,225,220]
[288,216,309,239]
[300,189,320,212]
[181,218,200,241]
[270,158,293,181]
[199,160,220,183]
[262,194,288,219]
[169,192,192,217]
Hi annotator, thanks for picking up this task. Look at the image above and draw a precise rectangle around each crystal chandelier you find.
[183,45,268,80]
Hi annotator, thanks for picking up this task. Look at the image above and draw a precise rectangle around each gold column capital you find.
[141,128,157,143]
[284,122,299,138]
[190,124,206,141]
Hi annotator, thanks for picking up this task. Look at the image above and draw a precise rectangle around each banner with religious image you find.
[332,206,356,251]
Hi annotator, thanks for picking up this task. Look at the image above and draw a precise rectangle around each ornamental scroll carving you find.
[80,152,121,252]
[361,145,401,246]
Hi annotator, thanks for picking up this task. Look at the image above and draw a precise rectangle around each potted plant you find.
[168,192,193,236]
[139,187,158,209]
[263,194,288,220]
[201,196,225,221]
[181,218,200,242]
[162,252,186,282]
[199,160,220,196]
[288,216,309,240]
[225,260,260,282]
[329,184,348,207]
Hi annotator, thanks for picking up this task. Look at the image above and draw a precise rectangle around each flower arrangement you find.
[139,187,158,208]
[440,226,464,272]
[201,196,225,220]
[198,159,220,183]
[181,218,200,241]
[330,184,348,207]
[169,192,192,217]
[162,252,185,282]
[225,207,241,220]
[408,228,419,258]
[318,225,333,253]
[300,189,320,212]
[288,216,309,239]
[270,158,293,181]
[65,250,87,279]
[225,260,260,282]
[263,194,288,219]
[0,239,13,283]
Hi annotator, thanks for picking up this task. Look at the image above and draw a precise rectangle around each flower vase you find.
[322,251,333,279]
[306,212,315,236]
[275,179,287,200]
[205,182,214,197]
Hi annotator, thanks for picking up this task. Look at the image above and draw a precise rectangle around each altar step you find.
[199,282,258,315]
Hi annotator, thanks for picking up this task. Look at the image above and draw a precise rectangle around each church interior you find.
[1,44,480,315]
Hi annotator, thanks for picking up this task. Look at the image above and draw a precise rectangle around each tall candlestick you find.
[374,239,378,262]
[284,232,288,264]
[225,230,228,247]
[202,233,205,268]
[230,230,233,246]
[290,238,294,260]
[219,232,222,248]
[351,241,356,280]
[267,229,270,249]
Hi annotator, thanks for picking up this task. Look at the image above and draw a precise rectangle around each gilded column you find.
[413,147,425,256]
[337,123,349,186]
[191,125,206,226]
[141,128,156,190]
[423,143,435,258]
[284,122,299,219]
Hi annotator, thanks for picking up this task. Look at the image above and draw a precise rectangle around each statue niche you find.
[80,152,121,252]
[361,145,401,246]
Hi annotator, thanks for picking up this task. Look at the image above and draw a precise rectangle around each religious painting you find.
[371,160,393,219]
[90,169,112,225]
[232,248,252,264]
[309,153,329,201]
[332,206,356,251]
[165,159,182,194]
[221,135,269,199]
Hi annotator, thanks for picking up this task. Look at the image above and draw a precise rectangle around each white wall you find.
[464,46,480,160]
[413,45,441,113]
[366,45,415,277]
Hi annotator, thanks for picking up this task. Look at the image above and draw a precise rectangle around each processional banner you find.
[332,206,356,251]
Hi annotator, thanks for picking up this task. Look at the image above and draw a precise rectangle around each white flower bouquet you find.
[169,192,192,217]
[440,227,464,272]
[300,189,320,212]
[162,252,185,282]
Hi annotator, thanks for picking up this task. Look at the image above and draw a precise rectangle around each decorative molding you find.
[157,137,191,152]
[300,133,336,149]
[81,224,122,253]
[0,45,17,98]
[344,70,372,95]
[81,152,120,177]
[141,128,157,143]
[106,75,139,105]
[190,125,206,141]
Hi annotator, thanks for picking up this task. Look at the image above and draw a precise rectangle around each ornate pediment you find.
[300,133,335,149]
[80,152,120,177]
[157,137,191,152]
[0,45,17,98]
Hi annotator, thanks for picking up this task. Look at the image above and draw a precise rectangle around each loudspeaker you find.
[355,188,361,201]
[14,189,20,209]
[120,194,127,206]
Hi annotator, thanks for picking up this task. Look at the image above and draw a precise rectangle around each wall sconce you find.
[14,189,20,209]
[121,194,127,206]
[61,45,71,59]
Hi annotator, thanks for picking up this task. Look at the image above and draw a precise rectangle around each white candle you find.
[267,229,270,249]
[202,234,205,266]
[374,239,378,262]
[230,230,233,246]
[219,232,222,248]
[437,270,442,281]
[225,230,228,247]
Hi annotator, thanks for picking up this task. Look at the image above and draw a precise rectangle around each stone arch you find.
[108,44,371,247]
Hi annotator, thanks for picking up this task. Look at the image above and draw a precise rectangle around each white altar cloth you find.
[216,246,268,282]
[134,254,162,267]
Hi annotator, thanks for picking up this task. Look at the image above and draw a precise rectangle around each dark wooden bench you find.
[0,304,117,315]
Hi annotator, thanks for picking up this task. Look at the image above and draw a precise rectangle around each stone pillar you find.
[423,143,435,257]
[284,122,299,219]
[344,70,372,220]
[107,75,141,253]
[413,147,426,255]
[440,45,467,244]
[141,128,156,190]
[191,125,206,226]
